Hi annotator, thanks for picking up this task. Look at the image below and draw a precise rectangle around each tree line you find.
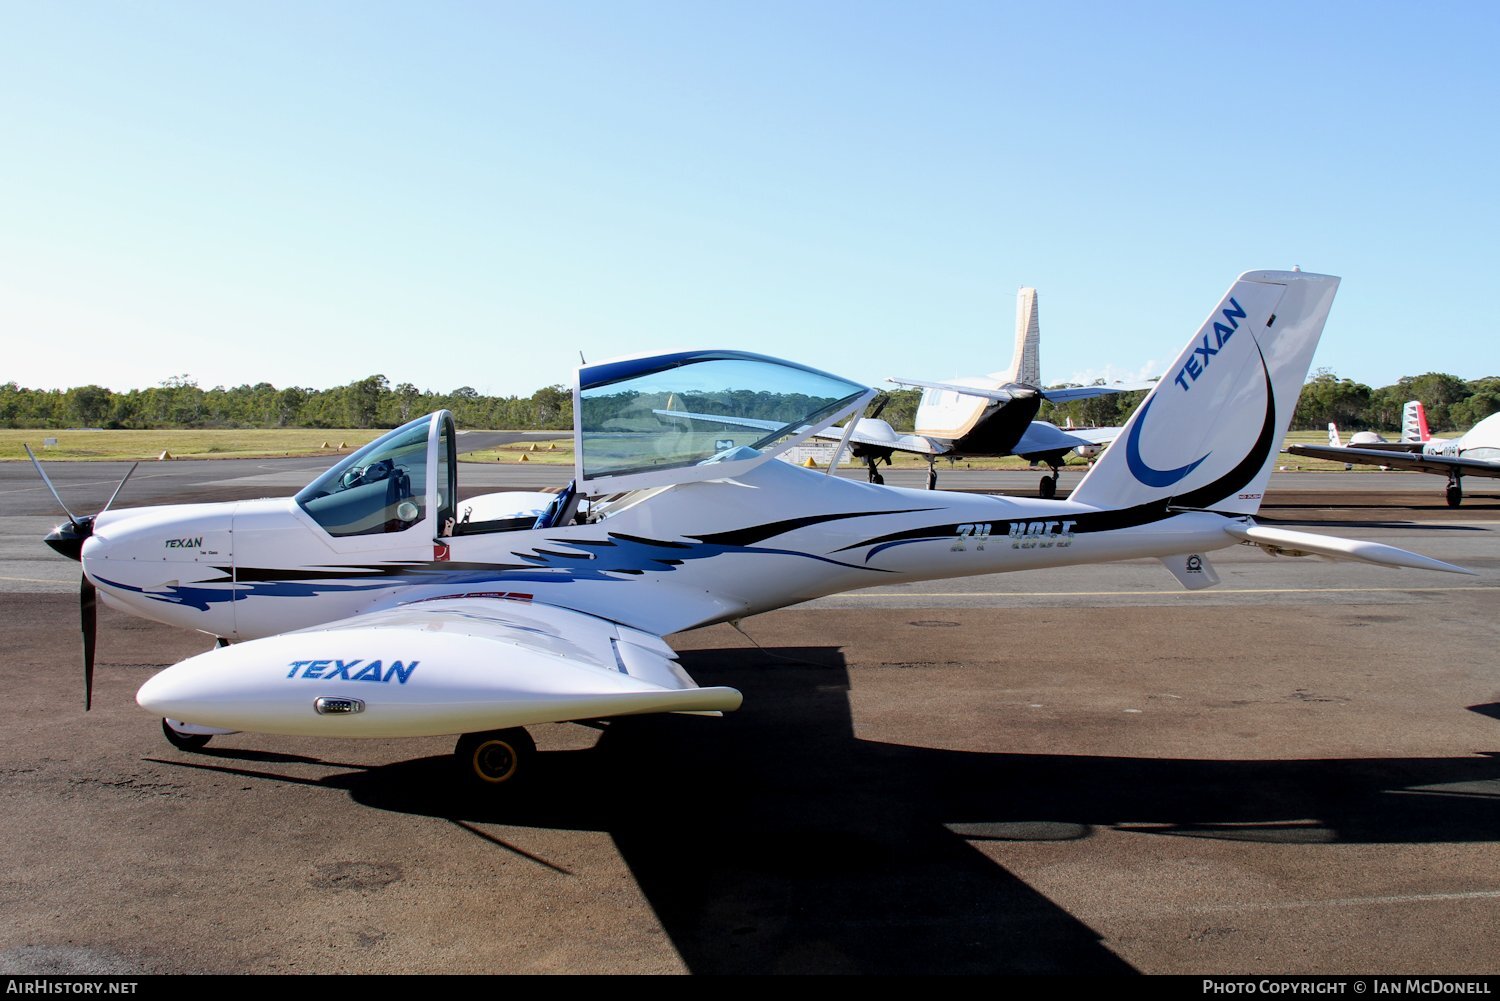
[3,370,1497,434]
[0,375,572,431]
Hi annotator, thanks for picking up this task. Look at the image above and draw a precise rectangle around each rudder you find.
[1012,287,1041,386]
[1070,270,1340,515]
[1402,400,1430,443]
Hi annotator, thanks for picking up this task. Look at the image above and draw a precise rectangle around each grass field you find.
[0,425,1447,472]
[464,438,574,464]
[0,428,382,462]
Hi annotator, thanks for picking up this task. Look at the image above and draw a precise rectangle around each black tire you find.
[161,717,212,751]
[1039,475,1057,499]
[1446,483,1462,508]
[926,468,938,490]
[455,728,536,787]
[871,471,884,485]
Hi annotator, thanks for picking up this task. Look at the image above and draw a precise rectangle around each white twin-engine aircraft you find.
[33,270,1470,789]
[840,286,1144,494]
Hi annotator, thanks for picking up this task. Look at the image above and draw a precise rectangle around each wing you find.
[136,597,741,738]
[811,419,949,455]
[1286,444,1500,477]
[1333,441,1425,453]
[1012,421,1120,456]
[1038,381,1156,403]
[1063,425,1122,446]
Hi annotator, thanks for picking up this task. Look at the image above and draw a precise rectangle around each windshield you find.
[577,351,868,483]
[296,415,432,537]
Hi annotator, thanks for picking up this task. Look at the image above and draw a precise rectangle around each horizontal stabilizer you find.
[1040,380,1157,404]
[887,377,1031,403]
[1224,523,1475,575]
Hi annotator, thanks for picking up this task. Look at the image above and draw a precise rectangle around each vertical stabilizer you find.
[1070,270,1340,515]
[916,286,1042,439]
[997,287,1042,386]
[1402,400,1430,443]
[1327,422,1341,447]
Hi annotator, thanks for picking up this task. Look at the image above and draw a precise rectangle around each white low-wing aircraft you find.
[863,287,1147,494]
[32,270,1470,788]
[1290,400,1500,507]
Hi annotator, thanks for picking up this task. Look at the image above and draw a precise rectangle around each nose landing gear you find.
[161,717,214,751]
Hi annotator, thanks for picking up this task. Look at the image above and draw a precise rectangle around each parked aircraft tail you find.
[911,286,1042,440]
[992,286,1042,386]
[1403,400,1430,443]
[1327,422,1341,447]
[1069,270,1340,515]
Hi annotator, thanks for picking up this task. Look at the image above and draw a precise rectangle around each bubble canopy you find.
[574,350,873,492]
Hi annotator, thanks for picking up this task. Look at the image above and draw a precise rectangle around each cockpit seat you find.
[533,480,579,531]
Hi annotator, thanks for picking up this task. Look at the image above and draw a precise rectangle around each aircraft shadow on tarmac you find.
[152,646,1500,976]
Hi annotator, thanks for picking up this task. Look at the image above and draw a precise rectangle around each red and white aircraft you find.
[1291,400,1500,507]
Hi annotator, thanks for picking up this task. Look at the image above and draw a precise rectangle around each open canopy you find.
[573,350,874,492]
[295,411,456,538]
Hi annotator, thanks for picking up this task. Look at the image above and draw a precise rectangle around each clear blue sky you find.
[3,1,1496,397]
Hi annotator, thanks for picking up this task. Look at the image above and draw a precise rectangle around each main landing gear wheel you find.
[161,717,212,751]
[456,727,536,788]
[1039,474,1058,499]
[926,464,938,490]
[1446,481,1463,508]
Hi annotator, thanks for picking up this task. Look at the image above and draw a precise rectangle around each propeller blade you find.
[23,444,81,526]
[81,574,97,711]
[99,462,139,515]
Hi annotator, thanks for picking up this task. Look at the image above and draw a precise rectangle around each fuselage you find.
[914,384,1042,457]
[1425,411,1500,462]
[83,457,1236,642]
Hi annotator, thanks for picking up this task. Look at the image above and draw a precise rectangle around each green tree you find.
[393,382,421,423]
[66,385,113,427]
[1394,373,1470,430]
[1450,377,1500,429]
[1292,369,1373,431]
[345,375,389,428]
[530,385,570,428]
